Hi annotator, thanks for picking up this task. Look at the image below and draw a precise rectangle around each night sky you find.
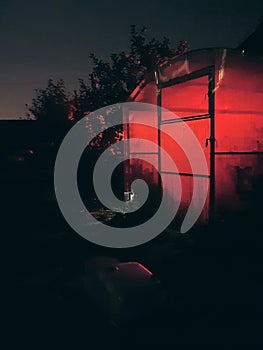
[0,0,262,119]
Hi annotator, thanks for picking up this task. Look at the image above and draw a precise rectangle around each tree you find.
[27,79,71,124]
[27,26,188,150]
[74,26,188,203]
[27,26,188,129]
[73,25,189,115]
[26,78,74,148]
[72,25,188,152]
[26,26,188,204]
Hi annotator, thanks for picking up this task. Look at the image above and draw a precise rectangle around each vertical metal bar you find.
[123,105,131,201]
[208,67,216,224]
[157,87,162,189]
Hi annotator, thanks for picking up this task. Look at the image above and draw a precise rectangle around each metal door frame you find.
[156,66,215,223]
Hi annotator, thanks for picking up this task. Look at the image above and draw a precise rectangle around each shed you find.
[123,48,263,229]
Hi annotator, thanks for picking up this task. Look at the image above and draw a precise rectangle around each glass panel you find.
[161,118,210,175]
[162,76,209,119]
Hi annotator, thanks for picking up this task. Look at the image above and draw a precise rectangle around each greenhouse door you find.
[157,66,215,225]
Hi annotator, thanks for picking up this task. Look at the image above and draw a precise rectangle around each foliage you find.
[72,25,188,151]
[27,79,71,124]
[73,25,189,114]
[26,26,188,204]
[27,26,188,150]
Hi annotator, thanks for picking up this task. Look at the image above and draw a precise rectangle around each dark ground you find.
[1,160,263,349]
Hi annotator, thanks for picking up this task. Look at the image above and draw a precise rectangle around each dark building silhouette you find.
[237,20,263,55]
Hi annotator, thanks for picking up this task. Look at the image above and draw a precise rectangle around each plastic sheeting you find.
[125,48,263,225]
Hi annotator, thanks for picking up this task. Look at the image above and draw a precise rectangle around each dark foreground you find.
[2,209,263,349]
[0,159,262,348]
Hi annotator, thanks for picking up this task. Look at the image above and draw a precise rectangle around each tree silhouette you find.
[28,79,71,123]
[27,26,188,150]
[73,25,188,116]
[72,25,188,152]
[26,26,188,204]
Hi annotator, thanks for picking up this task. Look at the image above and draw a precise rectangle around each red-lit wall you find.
[125,49,263,226]
[214,54,263,215]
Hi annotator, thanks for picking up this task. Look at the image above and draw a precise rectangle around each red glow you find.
[137,263,153,276]
[125,49,263,224]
